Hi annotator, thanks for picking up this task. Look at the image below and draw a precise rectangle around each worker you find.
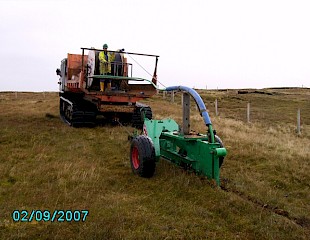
[112,49,125,76]
[99,43,114,91]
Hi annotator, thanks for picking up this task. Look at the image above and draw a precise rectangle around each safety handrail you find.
[89,75,159,89]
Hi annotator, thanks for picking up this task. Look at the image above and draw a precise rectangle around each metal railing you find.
[110,61,132,77]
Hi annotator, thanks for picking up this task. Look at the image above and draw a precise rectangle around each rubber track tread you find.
[60,97,96,127]
[132,106,152,129]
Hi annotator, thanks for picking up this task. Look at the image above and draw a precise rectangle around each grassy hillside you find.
[0,89,309,239]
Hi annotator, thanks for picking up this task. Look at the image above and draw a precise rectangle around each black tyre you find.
[130,135,156,178]
[215,135,225,168]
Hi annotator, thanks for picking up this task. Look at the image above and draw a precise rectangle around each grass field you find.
[0,89,309,239]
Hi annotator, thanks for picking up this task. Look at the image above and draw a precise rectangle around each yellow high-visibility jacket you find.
[99,51,115,74]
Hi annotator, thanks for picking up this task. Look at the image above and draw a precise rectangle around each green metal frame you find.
[143,118,227,186]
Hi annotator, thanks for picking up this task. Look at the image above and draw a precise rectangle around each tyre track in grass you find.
[219,178,310,231]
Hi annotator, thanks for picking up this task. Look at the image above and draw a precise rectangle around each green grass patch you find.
[0,90,309,239]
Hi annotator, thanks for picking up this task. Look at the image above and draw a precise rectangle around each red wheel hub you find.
[131,146,140,169]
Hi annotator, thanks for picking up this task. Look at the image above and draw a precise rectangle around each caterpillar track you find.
[132,103,152,128]
[59,96,97,127]
[60,96,152,129]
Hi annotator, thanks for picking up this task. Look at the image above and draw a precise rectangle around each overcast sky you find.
[0,0,309,91]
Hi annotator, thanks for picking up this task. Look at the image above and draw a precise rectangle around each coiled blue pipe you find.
[165,86,212,125]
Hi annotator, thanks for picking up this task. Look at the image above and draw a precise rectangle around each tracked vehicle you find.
[56,47,159,127]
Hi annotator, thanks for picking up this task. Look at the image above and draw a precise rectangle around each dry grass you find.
[0,89,309,239]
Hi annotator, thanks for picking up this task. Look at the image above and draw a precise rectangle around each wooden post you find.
[182,93,190,135]
[163,91,166,99]
[297,108,301,135]
[15,92,18,99]
[171,91,175,103]
[43,91,46,99]
[215,99,218,116]
[247,102,250,123]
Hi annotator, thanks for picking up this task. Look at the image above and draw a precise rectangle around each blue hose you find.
[165,86,212,125]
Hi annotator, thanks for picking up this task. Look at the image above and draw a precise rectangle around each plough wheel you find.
[130,135,156,178]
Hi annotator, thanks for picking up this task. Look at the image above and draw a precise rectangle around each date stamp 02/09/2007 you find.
[11,210,89,223]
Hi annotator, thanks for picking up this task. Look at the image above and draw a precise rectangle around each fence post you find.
[297,108,301,135]
[182,93,190,135]
[247,102,250,123]
[215,99,218,116]
[171,91,175,103]
[15,92,18,99]
[43,91,46,99]
[163,91,166,99]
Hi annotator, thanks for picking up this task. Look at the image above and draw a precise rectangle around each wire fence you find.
[160,90,309,136]
[0,91,58,100]
[1,91,308,137]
